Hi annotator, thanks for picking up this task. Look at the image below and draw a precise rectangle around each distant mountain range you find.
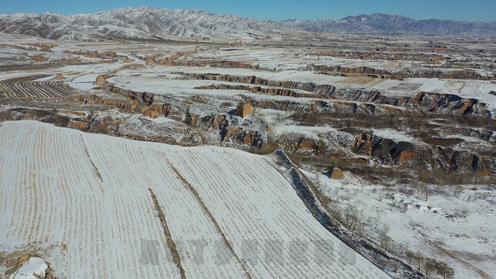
[281,14,496,37]
[0,7,495,40]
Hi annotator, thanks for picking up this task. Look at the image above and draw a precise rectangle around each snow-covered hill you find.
[281,14,496,37]
[0,7,284,40]
[1,8,495,41]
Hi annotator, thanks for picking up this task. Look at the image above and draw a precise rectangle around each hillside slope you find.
[0,121,388,278]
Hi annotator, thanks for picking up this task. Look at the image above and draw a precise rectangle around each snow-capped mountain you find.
[281,14,496,37]
[0,7,284,40]
[0,8,495,40]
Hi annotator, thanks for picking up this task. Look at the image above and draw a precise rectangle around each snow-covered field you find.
[0,121,388,279]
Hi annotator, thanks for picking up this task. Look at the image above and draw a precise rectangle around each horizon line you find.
[1,6,494,24]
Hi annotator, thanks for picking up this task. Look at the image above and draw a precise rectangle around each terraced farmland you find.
[0,79,76,98]
[0,121,388,279]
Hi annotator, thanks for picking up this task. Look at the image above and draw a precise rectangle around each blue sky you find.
[0,0,495,22]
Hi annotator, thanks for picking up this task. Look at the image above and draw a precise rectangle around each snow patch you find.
[10,257,48,279]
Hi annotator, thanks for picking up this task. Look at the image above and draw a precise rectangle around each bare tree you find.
[453,185,463,198]
[406,250,416,265]
[343,204,362,233]
[424,260,437,276]
[378,224,392,252]
[419,184,431,201]
[437,262,454,279]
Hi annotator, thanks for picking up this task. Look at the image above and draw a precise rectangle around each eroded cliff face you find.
[350,131,495,181]
[1,66,494,186]
[309,64,496,80]
[178,72,492,117]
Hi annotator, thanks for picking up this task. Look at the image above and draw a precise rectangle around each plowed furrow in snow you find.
[148,188,187,279]
[0,81,75,98]
[79,135,103,183]
[140,148,246,278]
[168,163,252,279]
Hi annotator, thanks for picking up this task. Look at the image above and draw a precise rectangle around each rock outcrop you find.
[184,108,200,127]
[329,167,345,180]
[54,73,65,80]
[296,138,320,155]
[142,103,172,118]
[235,102,254,119]
[68,119,90,131]
[96,74,109,86]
